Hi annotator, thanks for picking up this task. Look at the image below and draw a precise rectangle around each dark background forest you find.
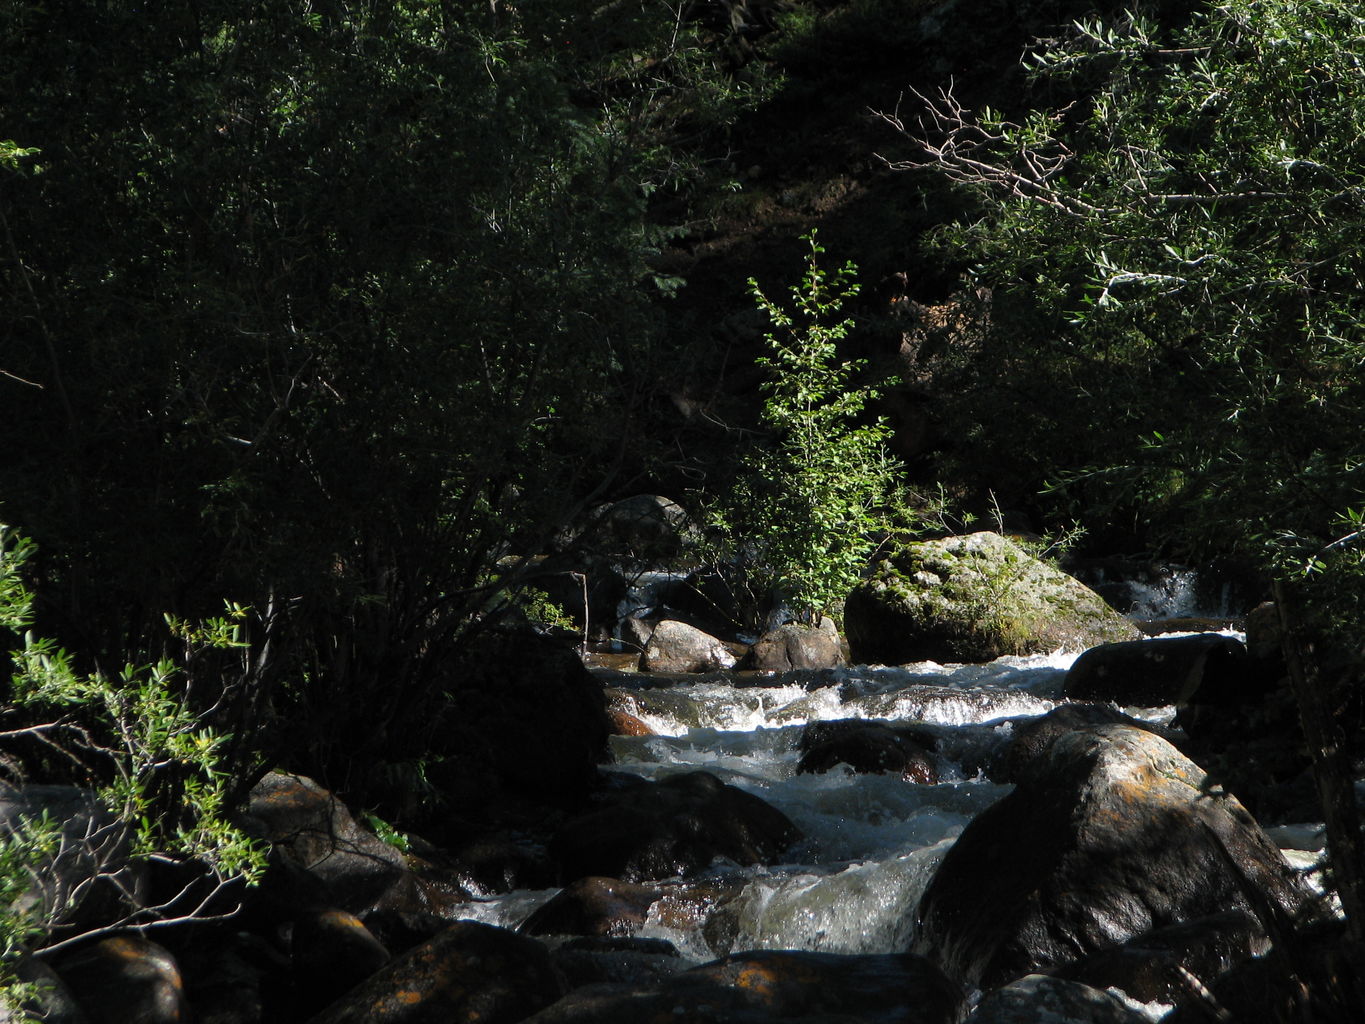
[5,0,1365,981]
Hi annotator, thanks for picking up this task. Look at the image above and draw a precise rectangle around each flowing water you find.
[449,647,1215,967]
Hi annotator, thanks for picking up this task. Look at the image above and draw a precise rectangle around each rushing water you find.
[452,651,1075,950]
[447,631,1313,1024]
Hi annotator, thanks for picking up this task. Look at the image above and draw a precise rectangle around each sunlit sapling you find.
[713,233,911,626]
[0,527,265,1012]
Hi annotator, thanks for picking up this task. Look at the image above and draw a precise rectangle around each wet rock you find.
[437,830,556,895]
[1063,633,1249,707]
[641,619,739,673]
[291,907,392,1015]
[605,689,655,736]
[685,949,965,1024]
[551,771,800,882]
[244,772,413,917]
[1242,600,1284,662]
[523,949,963,1024]
[797,720,938,783]
[519,876,662,937]
[1049,909,1268,1006]
[620,615,654,651]
[993,704,1151,784]
[55,936,189,1024]
[964,974,1149,1024]
[1160,919,1364,1023]
[846,532,1138,665]
[549,935,684,988]
[911,722,1312,991]
[305,920,564,1024]
[747,618,846,671]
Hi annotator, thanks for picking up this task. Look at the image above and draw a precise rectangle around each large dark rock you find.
[992,704,1151,784]
[305,921,564,1024]
[54,936,188,1024]
[519,876,662,938]
[846,533,1138,665]
[1049,910,1268,1007]
[423,629,611,828]
[641,619,739,673]
[911,721,1312,991]
[291,907,393,1015]
[1063,633,1249,707]
[797,720,938,783]
[523,949,964,1024]
[581,494,696,565]
[551,771,800,883]
[4,956,89,1024]
[548,935,684,990]
[963,974,1149,1024]
[244,772,414,917]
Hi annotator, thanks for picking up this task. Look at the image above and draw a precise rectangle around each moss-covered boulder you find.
[845,532,1139,665]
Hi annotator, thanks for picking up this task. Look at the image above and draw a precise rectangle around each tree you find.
[0,1,759,802]
[882,0,1365,962]
[0,526,265,1015]
[709,233,911,626]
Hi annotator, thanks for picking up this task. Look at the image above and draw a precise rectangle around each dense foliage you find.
[886,0,1365,949]
[0,0,762,780]
[889,0,1365,598]
[0,527,265,1012]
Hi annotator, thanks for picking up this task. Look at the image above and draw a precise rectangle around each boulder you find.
[518,876,662,938]
[180,933,282,1024]
[992,704,1149,784]
[604,689,655,736]
[845,532,1138,665]
[1049,909,1268,1006]
[55,936,188,1024]
[522,949,964,1024]
[305,921,564,1024]
[551,771,800,882]
[291,907,393,1015]
[0,956,89,1024]
[747,618,847,671]
[963,974,1149,1024]
[797,720,938,783]
[641,620,738,673]
[440,830,556,895]
[421,628,611,830]
[244,772,413,917]
[1063,633,1249,707]
[548,935,684,989]
[911,722,1312,991]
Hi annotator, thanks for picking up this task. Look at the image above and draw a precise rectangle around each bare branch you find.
[873,84,1106,218]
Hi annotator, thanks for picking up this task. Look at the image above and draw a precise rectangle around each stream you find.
[443,571,1323,1019]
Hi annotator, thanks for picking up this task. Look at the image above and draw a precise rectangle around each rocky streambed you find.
[4,529,1343,1023]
